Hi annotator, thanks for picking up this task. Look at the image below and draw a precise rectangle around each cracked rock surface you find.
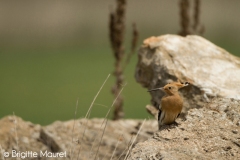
[128,98,240,160]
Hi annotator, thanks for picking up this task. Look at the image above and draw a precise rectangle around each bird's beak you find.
[147,87,163,92]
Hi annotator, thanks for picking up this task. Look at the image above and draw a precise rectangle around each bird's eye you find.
[168,87,171,89]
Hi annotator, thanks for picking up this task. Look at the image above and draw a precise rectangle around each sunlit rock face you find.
[135,34,240,113]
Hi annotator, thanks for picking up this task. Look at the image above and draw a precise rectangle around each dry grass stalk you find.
[110,134,123,160]
[193,0,200,30]
[109,0,126,120]
[69,98,79,160]
[179,0,190,36]
[102,84,126,127]
[109,0,139,120]
[193,0,205,35]
[117,135,134,160]
[123,119,146,160]
[124,23,139,68]
[76,74,111,159]
[13,112,20,160]
[13,112,19,150]
[89,84,125,158]
[178,0,204,36]
[93,119,109,160]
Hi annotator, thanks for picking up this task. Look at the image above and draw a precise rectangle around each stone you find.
[0,116,49,160]
[39,118,154,159]
[128,98,240,160]
[131,34,240,159]
[135,34,240,114]
[0,116,156,160]
[0,97,239,159]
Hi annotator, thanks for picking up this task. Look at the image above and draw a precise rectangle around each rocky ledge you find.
[131,34,240,159]
[0,97,239,160]
[129,98,240,160]
[0,116,156,160]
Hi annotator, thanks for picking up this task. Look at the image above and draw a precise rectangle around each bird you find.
[148,81,190,130]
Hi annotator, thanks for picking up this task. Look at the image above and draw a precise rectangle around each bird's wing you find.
[177,113,180,118]
[158,104,165,125]
[158,106,161,121]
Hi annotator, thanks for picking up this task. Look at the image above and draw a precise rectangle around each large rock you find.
[0,97,239,160]
[128,98,240,160]
[0,116,156,160]
[131,35,240,159]
[135,34,240,113]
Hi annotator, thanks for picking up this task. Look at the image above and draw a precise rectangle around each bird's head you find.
[148,81,190,95]
[170,81,190,89]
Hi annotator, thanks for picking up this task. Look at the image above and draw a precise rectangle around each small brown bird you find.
[148,81,189,129]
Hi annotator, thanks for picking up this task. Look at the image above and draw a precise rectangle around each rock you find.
[131,35,240,159]
[135,34,240,113]
[0,116,49,160]
[40,118,156,159]
[0,98,239,159]
[0,116,156,160]
[128,98,240,160]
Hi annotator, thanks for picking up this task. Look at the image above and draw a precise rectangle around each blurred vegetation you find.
[0,47,151,125]
[0,1,240,125]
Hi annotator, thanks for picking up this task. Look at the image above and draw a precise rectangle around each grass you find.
[0,47,150,125]
[0,74,148,160]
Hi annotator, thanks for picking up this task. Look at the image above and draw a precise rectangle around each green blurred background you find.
[1,0,240,125]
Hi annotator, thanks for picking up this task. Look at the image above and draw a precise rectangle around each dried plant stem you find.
[193,0,204,35]
[102,84,126,127]
[179,0,190,36]
[193,0,200,30]
[69,98,79,160]
[109,0,126,120]
[85,74,111,119]
[124,23,139,70]
[76,74,111,160]
[117,135,134,160]
[13,112,19,150]
[123,119,146,160]
[89,84,126,158]
[178,0,204,36]
[94,119,109,160]
[13,112,20,160]
[94,103,109,108]
[110,134,123,160]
